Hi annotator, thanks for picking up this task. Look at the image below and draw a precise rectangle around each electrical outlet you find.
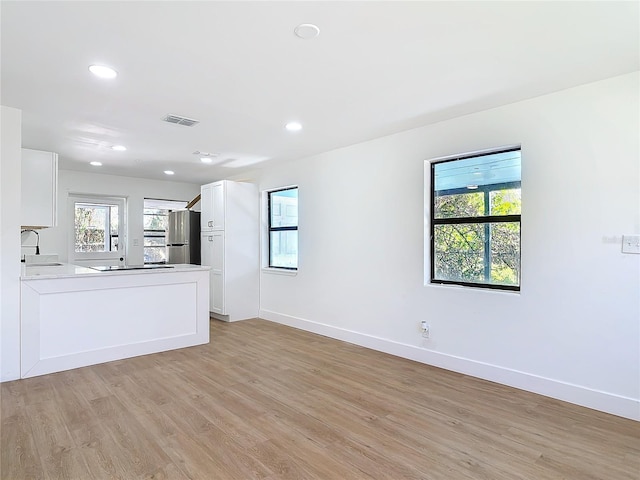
[420,321,430,339]
[622,235,640,254]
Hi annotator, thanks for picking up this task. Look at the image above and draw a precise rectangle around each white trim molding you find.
[259,309,640,421]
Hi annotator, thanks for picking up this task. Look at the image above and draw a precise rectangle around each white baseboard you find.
[259,309,640,422]
[1,372,20,383]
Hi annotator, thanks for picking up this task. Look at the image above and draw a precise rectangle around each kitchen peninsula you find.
[20,263,210,378]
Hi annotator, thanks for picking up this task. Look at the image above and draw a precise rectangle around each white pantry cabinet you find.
[21,148,58,228]
[200,180,259,321]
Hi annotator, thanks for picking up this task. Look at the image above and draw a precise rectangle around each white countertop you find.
[21,262,210,280]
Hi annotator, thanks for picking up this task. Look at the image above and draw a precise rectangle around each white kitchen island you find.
[20,263,210,379]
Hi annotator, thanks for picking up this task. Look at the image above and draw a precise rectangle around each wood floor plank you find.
[85,395,173,479]
[187,389,272,449]
[1,318,638,480]
[1,413,45,480]
[148,429,234,480]
[246,415,374,480]
[196,427,274,479]
[0,382,26,419]
[324,434,436,480]
[24,400,87,480]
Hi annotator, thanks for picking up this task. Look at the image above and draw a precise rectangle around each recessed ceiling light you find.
[285,121,302,132]
[466,184,479,190]
[294,23,320,39]
[111,145,127,151]
[90,161,102,166]
[195,151,218,163]
[164,170,175,175]
[88,64,118,79]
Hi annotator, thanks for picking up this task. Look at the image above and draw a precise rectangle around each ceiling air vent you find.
[162,114,200,127]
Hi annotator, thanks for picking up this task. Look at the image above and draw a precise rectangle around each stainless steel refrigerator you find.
[166,210,201,264]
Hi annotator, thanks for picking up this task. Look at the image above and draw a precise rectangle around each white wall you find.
[37,170,201,265]
[240,73,640,420]
[1,106,22,381]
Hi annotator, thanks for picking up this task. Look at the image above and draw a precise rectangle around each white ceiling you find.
[2,1,638,184]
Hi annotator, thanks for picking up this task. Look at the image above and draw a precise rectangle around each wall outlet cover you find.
[622,235,640,254]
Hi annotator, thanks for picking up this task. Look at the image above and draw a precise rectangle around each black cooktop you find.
[90,265,175,271]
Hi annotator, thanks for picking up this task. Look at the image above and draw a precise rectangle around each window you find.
[268,187,298,269]
[70,195,125,262]
[430,147,521,291]
[143,199,188,263]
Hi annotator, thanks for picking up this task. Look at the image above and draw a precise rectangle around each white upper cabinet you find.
[200,181,225,231]
[21,148,58,228]
[200,183,213,231]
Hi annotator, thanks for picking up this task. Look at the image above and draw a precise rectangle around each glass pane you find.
[434,150,521,192]
[75,203,119,253]
[143,208,165,215]
[270,231,298,269]
[270,188,298,227]
[144,213,167,230]
[490,222,521,286]
[110,206,119,236]
[434,192,484,219]
[433,223,485,283]
[433,149,521,219]
[144,247,167,264]
[490,188,521,215]
[144,236,166,247]
[433,222,520,287]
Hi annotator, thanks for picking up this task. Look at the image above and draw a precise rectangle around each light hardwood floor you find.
[1,319,638,479]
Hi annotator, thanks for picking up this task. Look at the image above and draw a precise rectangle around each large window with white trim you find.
[430,147,521,291]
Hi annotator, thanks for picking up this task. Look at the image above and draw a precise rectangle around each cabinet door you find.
[211,181,225,230]
[21,148,58,227]
[200,183,213,231]
[210,231,225,314]
[211,271,225,315]
[200,233,213,265]
[201,231,225,314]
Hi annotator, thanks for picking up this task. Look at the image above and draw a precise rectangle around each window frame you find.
[430,147,521,292]
[142,198,188,264]
[69,194,126,263]
[267,186,298,271]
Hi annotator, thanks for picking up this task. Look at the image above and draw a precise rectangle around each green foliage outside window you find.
[75,204,118,253]
[433,187,520,287]
[431,148,521,290]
